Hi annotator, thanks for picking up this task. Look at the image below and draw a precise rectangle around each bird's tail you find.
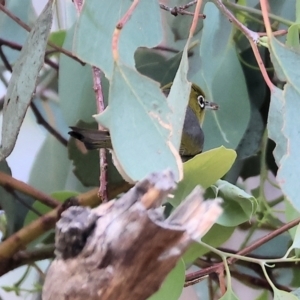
[68,127,112,150]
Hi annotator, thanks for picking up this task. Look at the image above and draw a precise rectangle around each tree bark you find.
[42,170,222,300]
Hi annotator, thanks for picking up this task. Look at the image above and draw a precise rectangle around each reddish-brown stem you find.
[211,0,274,91]
[188,0,203,38]
[260,0,272,36]
[30,102,68,147]
[185,216,300,282]
[0,172,60,208]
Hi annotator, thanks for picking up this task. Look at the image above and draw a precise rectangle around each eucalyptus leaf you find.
[147,259,185,300]
[0,0,53,161]
[183,224,234,264]
[267,86,286,164]
[73,0,162,78]
[274,288,298,300]
[170,147,236,207]
[95,63,183,182]
[219,289,239,300]
[24,191,78,226]
[191,3,250,152]
[0,160,33,236]
[48,30,66,49]
[59,26,98,125]
[210,180,257,227]
[135,49,182,86]
[255,290,270,300]
[286,223,300,257]
[268,37,300,211]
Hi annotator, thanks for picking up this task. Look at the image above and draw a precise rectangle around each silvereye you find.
[69,83,218,160]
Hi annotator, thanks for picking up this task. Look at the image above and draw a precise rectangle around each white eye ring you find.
[197,95,205,109]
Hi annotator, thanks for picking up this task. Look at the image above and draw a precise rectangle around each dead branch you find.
[42,170,222,300]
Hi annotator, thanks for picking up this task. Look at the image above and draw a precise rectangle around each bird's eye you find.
[197,95,205,109]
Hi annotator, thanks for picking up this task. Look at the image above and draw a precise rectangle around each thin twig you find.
[30,102,68,147]
[211,0,274,90]
[0,38,59,70]
[0,4,84,65]
[4,245,55,274]
[0,45,12,72]
[0,183,132,275]
[0,172,60,208]
[159,1,205,18]
[185,216,300,282]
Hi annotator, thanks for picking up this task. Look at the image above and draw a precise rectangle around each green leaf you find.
[291,287,300,298]
[286,24,300,49]
[59,26,98,125]
[268,37,300,211]
[48,30,66,49]
[219,289,239,300]
[171,147,236,207]
[191,3,250,152]
[210,180,257,227]
[24,191,78,226]
[135,49,182,88]
[183,224,235,264]
[267,86,286,165]
[286,222,300,257]
[0,1,53,161]
[255,290,270,300]
[0,160,33,236]
[297,1,300,23]
[166,41,190,150]
[164,0,203,41]
[285,199,300,239]
[29,135,90,194]
[270,37,300,95]
[274,288,299,300]
[147,259,185,300]
[73,0,162,78]
[95,63,182,182]
[0,211,7,241]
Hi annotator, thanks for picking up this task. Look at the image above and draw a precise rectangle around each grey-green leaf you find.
[0,0,53,161]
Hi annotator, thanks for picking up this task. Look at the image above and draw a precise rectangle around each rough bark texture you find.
[42,170,222,300]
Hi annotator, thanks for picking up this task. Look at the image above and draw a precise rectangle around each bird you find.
[69,83,218,161]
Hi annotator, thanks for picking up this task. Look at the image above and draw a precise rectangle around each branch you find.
[211,0,274,90]
[0,4,83,65]
[30,102,68,147]
[2,245,55,273]
[42,170,222,300]
[0,181,132,276]
[159,1,206,18]
[0,38,58,70]
[185,216,300,282]
[0,171,60,208]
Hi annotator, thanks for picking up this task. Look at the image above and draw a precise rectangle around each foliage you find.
[0,0,300,299]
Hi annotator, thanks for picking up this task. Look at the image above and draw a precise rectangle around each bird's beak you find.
[205,101,219,111]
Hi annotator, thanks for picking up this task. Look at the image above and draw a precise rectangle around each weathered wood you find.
[42,170,222,300]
